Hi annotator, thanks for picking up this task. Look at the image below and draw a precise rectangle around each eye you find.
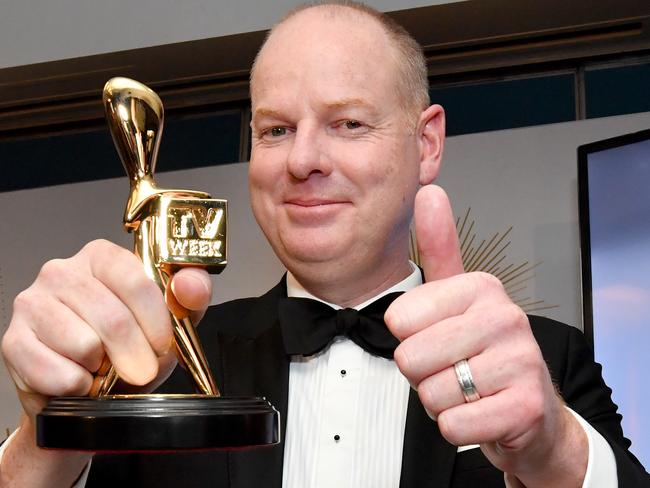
[257,126,290,141]
[343,120,362,130]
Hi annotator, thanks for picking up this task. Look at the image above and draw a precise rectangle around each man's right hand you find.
[1,238,213,419]
[0,239,211,486]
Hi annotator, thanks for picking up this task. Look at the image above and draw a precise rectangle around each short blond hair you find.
[250,1,430,121]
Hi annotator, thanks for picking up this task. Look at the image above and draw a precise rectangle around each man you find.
[1,2,647,487]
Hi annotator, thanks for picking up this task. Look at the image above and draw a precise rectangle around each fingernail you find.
[160,338,174,357]
[172,272,210,297]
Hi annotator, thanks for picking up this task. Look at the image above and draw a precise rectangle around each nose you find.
[286,122,332,180]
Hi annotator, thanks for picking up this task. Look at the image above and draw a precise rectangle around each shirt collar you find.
[286,261,422,310]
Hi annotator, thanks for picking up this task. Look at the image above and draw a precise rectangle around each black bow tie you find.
[278,292,403,359]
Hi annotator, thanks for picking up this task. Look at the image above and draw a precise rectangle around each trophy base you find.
[36,395,279,452]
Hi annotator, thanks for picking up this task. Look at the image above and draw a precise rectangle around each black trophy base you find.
[36,395,279,452]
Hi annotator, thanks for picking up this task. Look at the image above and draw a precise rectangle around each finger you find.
[27,294,104,373]
[114,350,178,395]
[482,404,578,469]
[83,241,173,356]
[170,267,212,324]
[416,351,512,417]
[394,308,497,383]
[386,272,505,340]
[437,387,545,448]
[414,185,464,282]
[3,327,93,397]
[386,276,470,340]
[52,272,159,386]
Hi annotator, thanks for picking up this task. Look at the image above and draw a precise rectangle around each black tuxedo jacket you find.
[88,280,649,487]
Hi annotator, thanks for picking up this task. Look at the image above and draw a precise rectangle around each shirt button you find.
[334,434,341,442]
[340,369,347,377]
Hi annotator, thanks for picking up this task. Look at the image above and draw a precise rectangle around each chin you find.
[283,243,346,265]
[275,232,352,268]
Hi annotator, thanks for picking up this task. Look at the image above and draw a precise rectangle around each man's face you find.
[249,10,426,290]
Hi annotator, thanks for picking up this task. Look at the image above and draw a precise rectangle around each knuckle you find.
[437,411,458,444]
[59,370,90,396]
[1,328,18,364]
[500,303,527,332]
[83,239,135,267]
[77,335,105,370]
[393,343,412,376]
[82,238,112,256]
[3,318,35,369]
[417,381,435,411]
[517,388,545,426]
[12,289,35,314]
[38,258,68,283]
[97,307,133,341]
[510,349,533,372]
[508,343,543,382]
[385,292,424,340]
[473,271,504,292]
[146,323,173,356]
[508,303,528,325]
[384,302,406,338]
[132,273,161,301]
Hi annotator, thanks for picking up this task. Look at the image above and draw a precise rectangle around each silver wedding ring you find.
[454,358,481,403]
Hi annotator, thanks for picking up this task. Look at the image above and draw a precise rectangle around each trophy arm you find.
[124,178,213,229]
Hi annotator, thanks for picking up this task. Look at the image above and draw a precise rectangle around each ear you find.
[417,104,445,185]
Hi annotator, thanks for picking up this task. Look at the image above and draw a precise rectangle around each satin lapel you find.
[217,280,290,488]
[399,388,457,488]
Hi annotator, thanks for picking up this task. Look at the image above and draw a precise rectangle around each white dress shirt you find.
[0,264,618,487]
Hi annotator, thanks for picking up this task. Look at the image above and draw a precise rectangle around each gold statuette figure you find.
[97,77,227,396]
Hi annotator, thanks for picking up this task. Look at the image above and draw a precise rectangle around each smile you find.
[285,198,347,206]
[283,199,351,222]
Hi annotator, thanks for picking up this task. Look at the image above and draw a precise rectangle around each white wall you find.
[2,111,649,431]
[0,0,462,69]
[440,111,650,328]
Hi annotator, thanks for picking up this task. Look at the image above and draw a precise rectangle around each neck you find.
[290,259,413,308]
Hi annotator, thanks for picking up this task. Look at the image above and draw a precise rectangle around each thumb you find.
[414,185,464,282]
[168,268,213,323]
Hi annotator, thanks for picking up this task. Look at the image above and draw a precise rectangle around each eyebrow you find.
[322,98,373,111]
[252,107,284,120]
[252,98,377,123]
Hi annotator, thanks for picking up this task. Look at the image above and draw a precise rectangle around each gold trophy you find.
[36,78,279,451]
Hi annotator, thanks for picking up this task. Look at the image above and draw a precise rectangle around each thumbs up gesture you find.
[385,185,588,487]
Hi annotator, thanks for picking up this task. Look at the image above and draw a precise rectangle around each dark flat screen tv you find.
[578,127,650,467]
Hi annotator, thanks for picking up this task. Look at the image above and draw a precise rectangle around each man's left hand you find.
[385,185,588,487]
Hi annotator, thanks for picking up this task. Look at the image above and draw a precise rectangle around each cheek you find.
[248,177,279,250]
[369,148,420,227]
[248,153,266,186]
[365,144,419,200]
[391,142,420,191]
[249,149,281,196]
[248,158,278,224]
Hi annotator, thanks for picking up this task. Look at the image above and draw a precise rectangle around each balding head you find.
[250,2,429,126]
[247,2,445,304]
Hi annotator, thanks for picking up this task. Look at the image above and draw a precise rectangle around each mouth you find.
[283,197,351,222]
[284,198,347,207]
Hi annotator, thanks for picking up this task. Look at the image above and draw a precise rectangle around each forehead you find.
[251,8,400,109]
